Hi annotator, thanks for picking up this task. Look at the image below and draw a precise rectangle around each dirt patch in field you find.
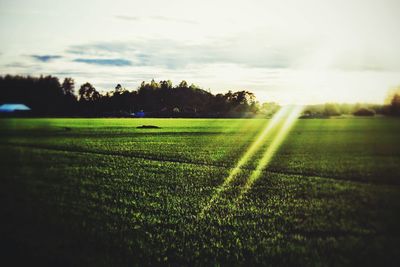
[136,125,161,129]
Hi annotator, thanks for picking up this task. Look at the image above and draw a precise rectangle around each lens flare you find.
[218,106,291,183]
[240,105,304,197]
[198,106,293,218]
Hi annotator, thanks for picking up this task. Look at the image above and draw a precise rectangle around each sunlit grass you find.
[199,117,261,162]
[198,106,294,218]
[2,117,400,265]
[239,105,304,197]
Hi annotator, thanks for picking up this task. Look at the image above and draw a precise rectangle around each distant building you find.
[0,103,31,114]
[134,111,145,118]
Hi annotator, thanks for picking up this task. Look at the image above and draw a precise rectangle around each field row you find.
[1,118,400,184]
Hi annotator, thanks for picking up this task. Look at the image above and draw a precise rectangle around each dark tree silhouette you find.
[114,84,123,94]
[0,75,292,117]
[62,78,75,96]
[0,75,76,115]
[79,82,100,102]
[391,94,400,116]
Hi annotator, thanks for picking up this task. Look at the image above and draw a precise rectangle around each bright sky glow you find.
[1,0,399,104]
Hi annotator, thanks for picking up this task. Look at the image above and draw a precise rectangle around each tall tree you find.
[79,82,100,102]
[114,84,123,94]
[391,94,400,115]
[61,78,75,96]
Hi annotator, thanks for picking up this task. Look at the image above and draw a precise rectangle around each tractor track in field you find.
[0,142,397,187]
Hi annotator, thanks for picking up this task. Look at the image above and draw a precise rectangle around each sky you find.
[0,0,399,104]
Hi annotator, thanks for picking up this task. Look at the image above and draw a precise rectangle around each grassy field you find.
[1,117,400,266]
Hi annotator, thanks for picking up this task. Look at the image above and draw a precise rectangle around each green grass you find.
[1,118,399,266]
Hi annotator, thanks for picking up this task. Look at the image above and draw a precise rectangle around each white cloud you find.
[0,0,400,103]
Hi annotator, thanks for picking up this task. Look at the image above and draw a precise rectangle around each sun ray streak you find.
[198,106,293,218]
[239,105,304,197]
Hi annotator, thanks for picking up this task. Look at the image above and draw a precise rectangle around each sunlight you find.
[198,106,293,218]
[239,105,304,197]
[201,116,258,157]
[219,106,292,183]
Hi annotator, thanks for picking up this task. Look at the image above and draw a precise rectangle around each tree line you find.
[0,74,399,117]
[0,75,260,117]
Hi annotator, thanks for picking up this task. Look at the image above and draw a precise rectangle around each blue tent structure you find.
[0,104,31,113]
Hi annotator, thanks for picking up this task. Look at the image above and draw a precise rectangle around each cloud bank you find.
[0,0,399,104]
[73,58,132,66]
[31,55,62,62]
